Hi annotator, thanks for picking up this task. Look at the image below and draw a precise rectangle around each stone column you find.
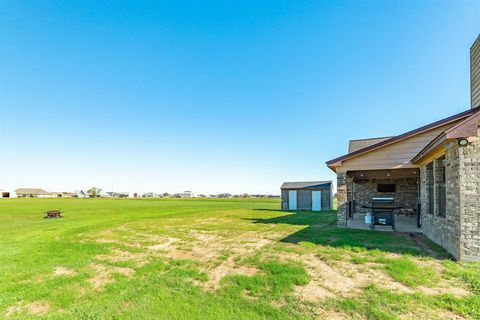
[458,136,480,262]
[337,172,348,227]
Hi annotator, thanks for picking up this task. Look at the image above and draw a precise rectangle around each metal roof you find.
[281,181,332,189]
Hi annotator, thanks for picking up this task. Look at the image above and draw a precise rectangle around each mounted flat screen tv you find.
[377,184,396,193]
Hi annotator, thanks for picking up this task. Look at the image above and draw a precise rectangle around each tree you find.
[87,187,102,198]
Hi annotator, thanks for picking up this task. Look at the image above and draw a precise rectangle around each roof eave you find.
[445,111,480,139]
[413,111,480,164]
[326,107,480,167]
[326,162,340,173]
[411,133,448,164]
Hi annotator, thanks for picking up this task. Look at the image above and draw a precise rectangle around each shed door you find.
[312,191,322,211]
[288,190,297,210]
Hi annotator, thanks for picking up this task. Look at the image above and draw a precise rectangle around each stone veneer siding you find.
[458,136,480,261]
[336,172,348,227]
[421,143,461,259]
[421,136,480,261]
[351,178,418,214]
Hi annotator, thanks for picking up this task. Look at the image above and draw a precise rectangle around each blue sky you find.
[1,1,479,194]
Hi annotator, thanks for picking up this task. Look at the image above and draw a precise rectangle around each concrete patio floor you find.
[347,213,421,233]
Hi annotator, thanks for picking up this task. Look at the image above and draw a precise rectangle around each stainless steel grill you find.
[363,197,402,231]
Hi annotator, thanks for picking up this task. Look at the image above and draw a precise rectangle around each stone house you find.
[326,35,480,261]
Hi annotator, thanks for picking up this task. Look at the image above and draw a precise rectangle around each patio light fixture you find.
[458,138,469,147]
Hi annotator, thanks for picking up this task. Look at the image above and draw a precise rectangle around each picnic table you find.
[45,210,63,218]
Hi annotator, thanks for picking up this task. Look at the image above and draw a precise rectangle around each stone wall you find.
[336,172,348,227]
[458,135,480,261]
[409,135,479,261]
[351,178,418,214]
[421,142,461,259]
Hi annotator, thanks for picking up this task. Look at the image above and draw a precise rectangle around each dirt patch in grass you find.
[146,237,179,251]
[398,309,467,320]
[86,228,269,291]
[96,238,118,244]
[418,285,470,297]
[204,256,259,290]
[96,248,149,267]
[88,263,134,289]
[293,254,412,300]
[294,282,335,301]
[269,250,469,303]
[85,222,470,302]
[143,229,272,289]
[313,308,351,320]
[53,267,77,277]
[5,301,50,317]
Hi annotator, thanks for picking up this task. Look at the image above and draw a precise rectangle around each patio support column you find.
[337,172,348,227]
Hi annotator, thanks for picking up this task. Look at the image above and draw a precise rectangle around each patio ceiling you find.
[349,168,419,180]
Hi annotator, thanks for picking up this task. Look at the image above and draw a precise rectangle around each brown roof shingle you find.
[348,137,393,153]
[326,106,480,170]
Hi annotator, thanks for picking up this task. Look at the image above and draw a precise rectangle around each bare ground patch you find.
[264,251,469,302]
[398,309,468,320]
[83,228,269,291]
[96,248,150,267]
[146,237,179,251]
[84,223,470,301]
[53,266,77,277]
[203,256,259,290]
[88,263,134,290]
[114,229,274,289]
[5,301,50,317]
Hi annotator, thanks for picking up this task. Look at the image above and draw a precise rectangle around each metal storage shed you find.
[281,181,333,211]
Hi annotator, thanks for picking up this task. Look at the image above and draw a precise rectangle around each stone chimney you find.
[471,34,480,108]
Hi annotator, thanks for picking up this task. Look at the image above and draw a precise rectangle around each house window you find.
[377,184,396,193]
[426,162,434,214]
[436,156,446,217]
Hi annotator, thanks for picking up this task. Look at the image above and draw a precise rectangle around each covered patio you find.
[343,168,421,233]
[347,213,421,233]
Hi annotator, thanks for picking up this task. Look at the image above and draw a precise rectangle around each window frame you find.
[426,162,434,215]
[436,156,447,218]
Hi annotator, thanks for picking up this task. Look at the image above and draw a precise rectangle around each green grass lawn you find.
[0,198,479,319]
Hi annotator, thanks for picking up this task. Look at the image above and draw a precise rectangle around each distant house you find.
[174,191,194,198]
[142,192,162,198]
[50,192,74,198]
[98,191,112,198]
[217,193,232,198]
[142,192,155,198]
[73,190,88,198]
[0,189,17,198]
[281,181,333,211]
[106,192,129,198]
[15,188,51,198]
